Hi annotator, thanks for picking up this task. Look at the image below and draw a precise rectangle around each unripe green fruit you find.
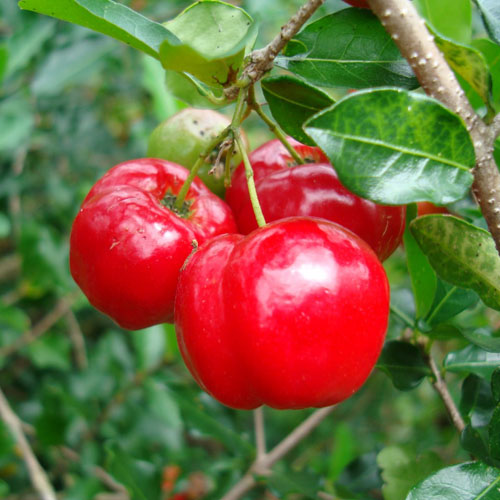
[147,108,248,197]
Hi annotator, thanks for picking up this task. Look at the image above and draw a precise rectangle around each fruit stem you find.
[248,86,305,165]
[235,132,266,228]
[174,126,231,211]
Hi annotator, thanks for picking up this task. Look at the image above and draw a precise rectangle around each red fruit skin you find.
[225,139,405,261]
[343,0,370,8]
[417,202,449,217]
[175,217,390,410]
[70,158,236,330]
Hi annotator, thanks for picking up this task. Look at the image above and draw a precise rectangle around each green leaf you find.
[144,380,182,432]
[26,333,72,371]
[410,216,500,311]
[276,9,417,89]
[460,374,496,427]
[490,405,500,459]
[377,340,431,391]
[432,31,493,111]
[426,281,479,326]
[266,470,320,498]
[404,205,437,319]
[414,0,471,44]
[461,425,491,463]
[261,75,333,146]
[0,45,7,82]
[160,1,256,86]
[377,446,443,500]
[328,422,356,482]
[305,89,475,205]
[131,325,166,370]
[105,442,160,499]
[335,451,382,498]
[18,0,177,58]
[407,462,500,500]
[475,0,500,46]
[493,368,500,402]
[472,39,500,110]
[0,92,34,153]
[462,329,500,353]
[31,38,114,96]
[445,345,500,380]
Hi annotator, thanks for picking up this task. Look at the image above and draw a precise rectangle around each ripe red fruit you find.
[70,158,236,330]
[343,0,370,8]
[175,217,390,410]
[225,139,406,261]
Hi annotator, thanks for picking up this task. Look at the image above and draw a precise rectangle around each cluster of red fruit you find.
[70,109,401,410]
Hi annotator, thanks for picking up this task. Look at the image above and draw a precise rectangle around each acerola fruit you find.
[147,108,249,197]
[70,158,236,330]
[225,138,406,261]
[417,202,450,217]
[343,0,370,8]
[175,217,390,410]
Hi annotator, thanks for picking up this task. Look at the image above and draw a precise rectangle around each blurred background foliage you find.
[0,0,497,498]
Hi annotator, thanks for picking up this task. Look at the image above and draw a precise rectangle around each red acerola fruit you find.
[70,158,236,330]
[225,138,406,261]
[175,217,390,410]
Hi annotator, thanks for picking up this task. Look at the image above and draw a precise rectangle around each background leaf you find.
[445,345,500,380]
[410,216,500,311]
[261,75,333,146]
[276,8,417,89]
[475,0,500,45]
[305,89,475,205]
[18,0,177,58]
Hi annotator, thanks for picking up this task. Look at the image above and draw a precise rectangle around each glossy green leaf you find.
[460,374,496,427]
[410,216,500,311]
[377,340,431,391]
[475,0,500,45]
[445,345,500,380]
[377,446,443,500]
[473,39,500,110]
[305,89,475,205]
[404,205,437,319]
[407,462,500,500]
[160,1,256,86]
[0,46,7,82]
[461,425,491,463]
[462,329,500,353]
[261,75,333,146]
[18,0,177,58]
[276,9,417,89]
[432,32,492,111]
[414,0,471,44]
[490,405,500,459]
[426,281,479,326]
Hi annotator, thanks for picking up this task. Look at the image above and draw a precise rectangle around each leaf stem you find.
[248,86,305,165]
[425,286,458,325]
[174,126,231,211]
[235,132,266,228]
[390,304,415,329]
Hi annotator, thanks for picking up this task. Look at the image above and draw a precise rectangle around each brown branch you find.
[0,291,79,358]
[254,407,266,461]
[64,310,88,370]
[0,386,57,500]
[220,406,335,500]
[367,0,500,255]
[427,354,465,433]
[225,0,325,99]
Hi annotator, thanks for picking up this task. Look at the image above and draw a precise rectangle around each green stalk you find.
[174,126,231,212]
[248,86,305,165]
[235,133,266,228]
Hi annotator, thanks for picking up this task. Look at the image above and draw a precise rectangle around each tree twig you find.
[427,353,465,433]
[254,407,266,461]
[64,310,88,370]
[225,0,325,99]
[0,291,79,358]
[367,0,500,255]
[221,406,335,500]
[0,386,57,500]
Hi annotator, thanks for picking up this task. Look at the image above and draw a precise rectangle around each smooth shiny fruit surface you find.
[225,138,406,261]
[147,108,248,197]
[70,158,236,330]
[343,0,369,8]
[175,217,390,410]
